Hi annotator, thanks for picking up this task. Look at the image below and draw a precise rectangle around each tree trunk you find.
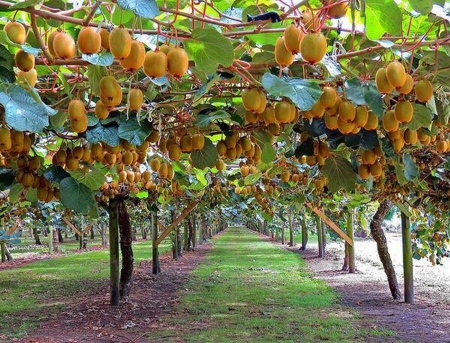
[177,223,183,257]
[142,226,147,240]
[347,209,356,273]
[48,226,53,254]
[5,244,12,261]
[401,212,414,304]
[32,227,41,245]
[101,224,107,247]
[1,241,6,263]
[300,216,308,250]
[58,229,64,243]
[289,211,294,246]
[183,219,189,251]
[281,225,285,245]
[342,243,349,271]
[187,215,194,251]
[131,226,137,242]
[150,202,160,275]
[52,227,59,253]
[316,216,324,258]
[90,227,95,240]
[370,200,402,300]
[118,202,134,300]
[108,199,120,306]
[192,214,197,248]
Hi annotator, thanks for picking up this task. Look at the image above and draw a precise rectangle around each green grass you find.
[0,239,171,339]
[146,227,393,343]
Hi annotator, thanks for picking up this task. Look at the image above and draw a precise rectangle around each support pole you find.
[151,204,160,275]
[316,215,324,258]
[301,216,308,250]
[289,211,294,246]
[108,200,120,306]
[401,212,414,304]
[347,209,355,273]
[0,241,5,263]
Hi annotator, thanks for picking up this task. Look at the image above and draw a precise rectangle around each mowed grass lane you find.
[146,227,392,343]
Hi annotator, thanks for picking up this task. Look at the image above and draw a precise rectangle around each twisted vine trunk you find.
[118,202,134,300]
[370,200,402,300]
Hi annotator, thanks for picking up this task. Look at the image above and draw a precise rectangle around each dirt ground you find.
[292,232,450,343]
[12,243,212,343]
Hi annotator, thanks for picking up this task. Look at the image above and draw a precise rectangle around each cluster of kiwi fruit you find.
[0,126,33,159]
[155,130,205,162]
[216,132,262,163]
[357,147,384,180]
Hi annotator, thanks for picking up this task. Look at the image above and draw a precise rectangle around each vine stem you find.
[29,13,53,63]
[82,0,101,26]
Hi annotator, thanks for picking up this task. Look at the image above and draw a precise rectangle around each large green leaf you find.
[0,45,15,83]
[86,123,120,147]
[393,160,408,186]
[87,65,108,96]
[345,78,365,105]
[44,165,71,183]
[403,153,419,181]
[194,110,231,128]
[191,138,218,169]
[117,0,159,18]
[69,170,106,190]
[408,0,433,15]
[261,142,276,164]
[407,103,433,130]
[261,73,323,111]
[321,156,356,193]
[118,117,152,146]
[0,85,56,132]
[365,0,402,40]
[362,83,384,116]
[184,28,234,74]
[59,177,95,214]
[8,183,24,204]
[82,52,114,66]
[7,0,43,10]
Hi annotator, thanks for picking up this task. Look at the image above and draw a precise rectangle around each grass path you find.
[146,227,391,343]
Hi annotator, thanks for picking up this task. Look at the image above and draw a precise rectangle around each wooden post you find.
[401,212,414,304]
[192,213,197,248]
[48,225,53,254]
[289,211,294,246]
[316,215,324,258]
[300,215,308,250]
[281,224,285,245]
[108,200,120,306]
[151,203,160,275]
[347,209,356,273]
[0,241,5,263]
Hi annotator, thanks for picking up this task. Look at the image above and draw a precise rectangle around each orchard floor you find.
[292,233,450,343]
[6,228,447,343]
[9,227,392,343]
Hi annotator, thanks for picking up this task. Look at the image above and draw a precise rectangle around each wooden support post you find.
[289,211,294,246]
[0,241,5,263]
[108,200,120,306]
[150,203,160,275]
[347,209,356,273]
[401,212,414,304]
[192,214,197,248]
[281,223,285,245]
[316,215,324,258]
[300,216,308,250]
[48,225,53,254]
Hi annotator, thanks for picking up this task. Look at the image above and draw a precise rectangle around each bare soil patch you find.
[13,243,212,343]
[288,233,450,343]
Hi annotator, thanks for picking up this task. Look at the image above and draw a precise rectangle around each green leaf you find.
[0,85,55,132]
[194,110,231,128]
[0,45,15,83]
[321,156,357,193]
[50,111,68,128]
[403,153,419,181]
[393,160,408,186]
[407,103,433,130]
[193,73,222,103]
[261,142,276,164]
[394,201,412,217]
[7,0,43,10]
[261,73,323,111]
[191,138,218,169]
[9,183,24,204]
[345,78,365,105]
[244,172,261,185]
[59,177,95,214]
[252,129,272,148]
[362,83,384,116]
[82,52,114,66]
[408,0,433,15]
[185,28,234,74]
[118,117,152,146]
[69,170,106,190]
[44,166,70,183]
[87,65,108,96]
[365,0,402,40]
[117,0,159,18]
[25,187,38,202]
[86,123,120,147]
